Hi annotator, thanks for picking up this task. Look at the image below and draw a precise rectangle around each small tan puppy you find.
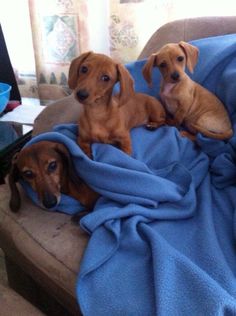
[142,41,233,140]
[68,51,166,157]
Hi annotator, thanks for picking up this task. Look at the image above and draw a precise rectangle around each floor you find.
[0,248,8,286]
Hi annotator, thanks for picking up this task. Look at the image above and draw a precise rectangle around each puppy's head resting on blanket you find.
[142,41,233,141]
[8,141,99,220]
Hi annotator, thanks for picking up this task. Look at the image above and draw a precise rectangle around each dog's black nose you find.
[42,192,58,209]
[171,71,180,81]
[76,89,89,101]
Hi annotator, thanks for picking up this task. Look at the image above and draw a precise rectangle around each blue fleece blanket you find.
[25,34,236,315]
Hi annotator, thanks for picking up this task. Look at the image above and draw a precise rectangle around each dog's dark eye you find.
[80,66,88,74]
[23,170,34,179]
[101,75,110,82]
[159,62,167,68]
[48,161,57,172]
[177,56,184,62]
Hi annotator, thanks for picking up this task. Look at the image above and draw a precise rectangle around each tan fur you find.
[142,41,233,140]
[8,141,99,217]
[68,52,166,157]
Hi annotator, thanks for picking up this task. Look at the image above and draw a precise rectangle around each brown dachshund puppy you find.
[68,51,166,157]
[8,141,99,219]
[142,41,233,140]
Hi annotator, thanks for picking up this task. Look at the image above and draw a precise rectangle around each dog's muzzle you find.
[171,71,180,82]
[42,191,58,209]
[76,89,89,101]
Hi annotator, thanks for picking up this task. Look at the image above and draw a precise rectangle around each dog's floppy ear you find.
[116,63,135,106]
[54,143,82,191]
[178,41,199,73]
[8,153,21,212]
[142,53,158,86]
[68,51,92,89]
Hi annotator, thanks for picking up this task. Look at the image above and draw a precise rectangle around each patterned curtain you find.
[28,0,90,102]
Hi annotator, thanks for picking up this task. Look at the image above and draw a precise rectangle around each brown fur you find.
[8,141,99,220]
[68,51,166,157]
[142,41,233,140]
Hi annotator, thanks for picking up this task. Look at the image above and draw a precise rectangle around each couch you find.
[1,16,236,315]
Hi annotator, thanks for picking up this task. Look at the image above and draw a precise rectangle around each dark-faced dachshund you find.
[8,141,99,221]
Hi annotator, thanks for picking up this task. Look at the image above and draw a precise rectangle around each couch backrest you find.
[138,16,236,59]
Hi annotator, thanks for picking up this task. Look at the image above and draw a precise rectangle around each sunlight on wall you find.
[87,0,110,54]
[0,0,36,74]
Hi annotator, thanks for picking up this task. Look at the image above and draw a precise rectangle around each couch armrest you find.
[32,94,81,136]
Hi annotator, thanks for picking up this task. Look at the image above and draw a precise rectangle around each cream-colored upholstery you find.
[32,94,81,136]
[1,16,236,315]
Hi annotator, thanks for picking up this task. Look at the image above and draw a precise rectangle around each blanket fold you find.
[24,34,236,315]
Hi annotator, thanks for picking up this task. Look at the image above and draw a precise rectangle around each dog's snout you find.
[42,192,58,209]
[171,71,180,81]
[76,89,89,101]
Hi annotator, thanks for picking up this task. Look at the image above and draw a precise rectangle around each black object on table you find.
[0,22,30,183]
